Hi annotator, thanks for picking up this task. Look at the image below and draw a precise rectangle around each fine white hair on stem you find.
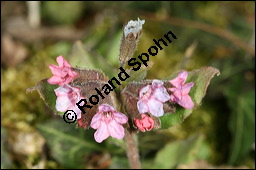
[124,18,145,38]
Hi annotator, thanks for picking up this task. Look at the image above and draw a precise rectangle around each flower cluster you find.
[46,18,194,143]
[48,56,83,119]
[47,56,194,142]
[134,71,194,132]
[48,56,129,143]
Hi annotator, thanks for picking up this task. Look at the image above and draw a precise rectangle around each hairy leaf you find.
[37,119,104,168]
[69,68,118,129]
[72,67,109,82]
[26,79,60,114]
[119,28,143,68]
[153,134,207,168]
[70,80,117,129]
[160,66,220,129]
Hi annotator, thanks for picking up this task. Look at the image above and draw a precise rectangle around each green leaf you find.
[70,40,117,78]
[26,79,61,115]
[224,74,255,164]
[69,41,99,69]
[37,119,104,168]
[160,66,220,129]
[153,134,208,168]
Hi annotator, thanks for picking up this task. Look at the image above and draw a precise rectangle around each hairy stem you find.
[124,130,141,169]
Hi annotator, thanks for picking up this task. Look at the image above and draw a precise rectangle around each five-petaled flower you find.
[134,113,154,132]
[54,84,84,119]
[168,71,194,109]
[137,80,171,117]
[90,104,128,143]
[48,56,78,86]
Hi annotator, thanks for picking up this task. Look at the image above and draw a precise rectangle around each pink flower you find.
[48,56,78,86]
[137,80,170,117]
[54,84,84,119]
[90,104,128,143]
[134,113,154,132]
[168,71,194,109]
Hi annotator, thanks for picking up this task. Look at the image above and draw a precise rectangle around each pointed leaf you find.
[70,40,116,78]
[69,41,96,68]
[26,79,61,114]
[160,66,220,129]
[37,119,104,168]
[153,134,206,168]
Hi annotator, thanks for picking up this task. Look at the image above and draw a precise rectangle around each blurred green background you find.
[1,1,255,169]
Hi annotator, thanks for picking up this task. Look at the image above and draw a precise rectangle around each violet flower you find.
[137,80,170,117]
[90,104,128,143]
[168,71,194,109]
[54,84,84,119]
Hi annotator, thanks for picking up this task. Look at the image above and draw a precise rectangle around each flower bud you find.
[134,113,154,132]
[119,18,145,68]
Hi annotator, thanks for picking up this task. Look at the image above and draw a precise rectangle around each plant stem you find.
[124,130,141,169]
